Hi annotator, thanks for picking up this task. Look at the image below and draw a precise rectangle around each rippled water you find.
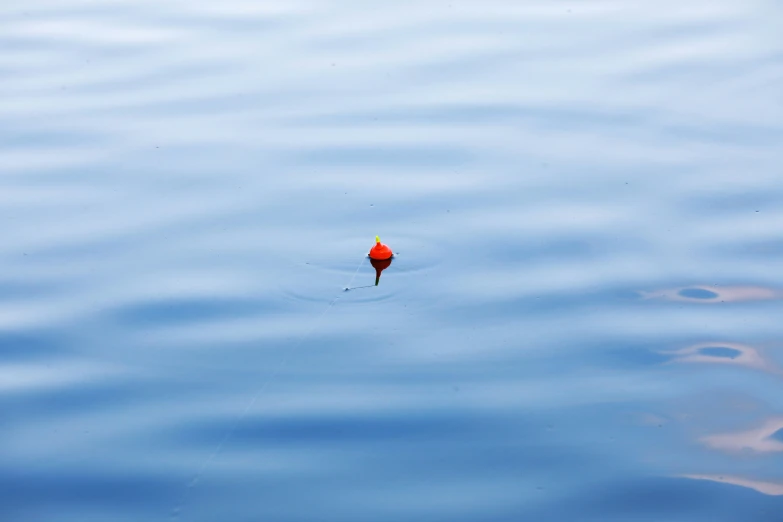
[2,0,783,520]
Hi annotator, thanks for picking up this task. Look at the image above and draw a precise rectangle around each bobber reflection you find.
[370,256,392,286]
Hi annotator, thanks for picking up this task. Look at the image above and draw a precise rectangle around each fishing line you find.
[171,255,367,520]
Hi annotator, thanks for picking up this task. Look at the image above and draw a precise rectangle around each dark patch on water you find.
[111,297,282,326]
[605,346,672,367]
[0,332,70,361]
[184,413,485,448]
[698,346,741,359]
[678,288,719,300]
[0,470,174,520]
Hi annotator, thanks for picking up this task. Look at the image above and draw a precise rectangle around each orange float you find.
[368,235,393,260]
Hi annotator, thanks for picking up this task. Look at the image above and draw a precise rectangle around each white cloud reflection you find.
[662,342,781,375]
[701,417,783,454]
[682,474,783,496]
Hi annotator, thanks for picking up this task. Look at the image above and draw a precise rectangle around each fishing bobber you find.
[369,235,393,260]
[369,236,393,285]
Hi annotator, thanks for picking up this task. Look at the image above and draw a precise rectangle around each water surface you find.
[2,0,783,521]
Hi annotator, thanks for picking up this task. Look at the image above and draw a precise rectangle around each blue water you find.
[2,0,783,521]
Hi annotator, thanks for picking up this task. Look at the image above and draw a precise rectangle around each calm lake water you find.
[2,0,783,521]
